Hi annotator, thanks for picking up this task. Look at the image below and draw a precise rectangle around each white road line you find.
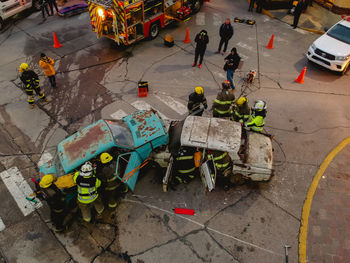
[237,42,254,51]
[38,151,53,168]
[131,100,169,120]
[0,167,42,217]
[213,13,222,26]
[195,12,205,26]
[110,109,128,120]
[0,217,5,231]
[155,95,188,116]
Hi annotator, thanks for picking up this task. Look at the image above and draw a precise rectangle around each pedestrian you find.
[257,0,263,13]
[212,80,235,118]
[73,162,104,223]
[47,0,59,16]
[173,147,197,184]
[245,100,267,132]
[224,48,241,90]
[187,86,208,116]
[292,0,305,28]
[19,63,48,109]
[39,174,67,232]
[216,19,234,55]
[192,30,209,69]
[39,53,57,89]
[232,97,250,124]
[39,0,50,21]
[98,153,120,208]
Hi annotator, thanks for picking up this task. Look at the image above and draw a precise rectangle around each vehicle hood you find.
[313,34,350,56]
[39,159,57,177]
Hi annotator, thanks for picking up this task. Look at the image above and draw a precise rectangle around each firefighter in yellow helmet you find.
[212,81,235,118]
[19,63,47,109]
[232,96,250,124]
[173,147,197,184]
[187,86,208,116]
[97,152,121,208]
[39,174,66,232]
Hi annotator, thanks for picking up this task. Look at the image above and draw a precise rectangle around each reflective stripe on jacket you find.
[208,151,231,169]
[213,90,235,116]
[246,115,265,132]
[73,172,101,204]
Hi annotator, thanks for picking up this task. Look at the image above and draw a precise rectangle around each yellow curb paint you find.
[299,136,350,263]
[299,27,325,34]
[262,9,275,18]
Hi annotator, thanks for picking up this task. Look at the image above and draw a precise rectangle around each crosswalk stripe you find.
[213,13,222,26]
[131,100,169,120]
[195,12,205,26]
[110,109,128,120]
[38,151,53,168]
[0,217,5,231]
[154,95,188,116]
[0,167,42,217]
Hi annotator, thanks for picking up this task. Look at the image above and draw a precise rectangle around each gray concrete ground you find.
[0,0,349,262]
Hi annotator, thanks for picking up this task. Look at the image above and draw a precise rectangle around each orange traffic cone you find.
[53,32,62,48]
[295,67,307,84]
[183,28,191,43]
[266,34,274,49]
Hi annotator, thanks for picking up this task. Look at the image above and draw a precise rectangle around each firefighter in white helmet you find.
[245,100,266,132]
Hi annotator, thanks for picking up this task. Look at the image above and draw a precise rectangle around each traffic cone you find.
[266,34,274,49]
[295,67,306,84]
[53,32,62,48]
[183,28,191,43]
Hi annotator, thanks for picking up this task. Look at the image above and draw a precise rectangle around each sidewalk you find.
[265,2,343,34]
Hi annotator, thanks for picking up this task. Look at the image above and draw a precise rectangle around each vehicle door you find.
[115,151,142,191]
[200,151,216,192]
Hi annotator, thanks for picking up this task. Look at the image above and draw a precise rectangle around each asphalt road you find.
[0,0,349,262]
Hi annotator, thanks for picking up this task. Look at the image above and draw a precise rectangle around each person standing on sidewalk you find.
[216,19,234,56]
[192,30,209,69]
[39,0,50,21]
[39,53,57,89]
[224,48,241,90]
[47,0,59,16]
[292,0,305,28]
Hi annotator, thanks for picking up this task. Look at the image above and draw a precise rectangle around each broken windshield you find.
[105,120,134,149]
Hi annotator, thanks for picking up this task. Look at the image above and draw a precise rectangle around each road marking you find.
[213,13,222,26]
[155,95,188,116]
[131,100,169,120]
[195,12,205,26]
[299,137,350,263]
[0,167,42,217]
[0,217,5,231]
[110,109,128,120]
[237,42,253,51]
[125,199,283,256]
[38,151,53,168]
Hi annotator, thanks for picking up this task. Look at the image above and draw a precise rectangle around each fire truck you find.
[87,0,203,45]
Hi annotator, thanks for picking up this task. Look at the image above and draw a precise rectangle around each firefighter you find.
[232,97,250,124]
[187,86,208,116]
[98,152,120,208]
[173,147,197,184]
[212,80,235,118]
[245,100,266,132]
[39,174,66,232]
[19,63,47,109]
[73,161,104,223]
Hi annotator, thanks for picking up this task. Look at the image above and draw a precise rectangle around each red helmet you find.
[222,80,231,89]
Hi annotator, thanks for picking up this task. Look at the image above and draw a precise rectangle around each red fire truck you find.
[88,0,203,46]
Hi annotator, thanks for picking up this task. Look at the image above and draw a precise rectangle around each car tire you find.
[149,22,160,40]
[32,0,41,11]
[191,0,202,14]
[341,62,349,76]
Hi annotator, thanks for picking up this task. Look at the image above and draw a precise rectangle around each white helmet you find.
[253,100,266,111]
[80,162,93,176]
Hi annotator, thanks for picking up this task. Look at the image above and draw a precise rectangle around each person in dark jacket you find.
[187,86,208,116]
[217,19,234,55]
[292,0,305,28]
[224,48,241,90]
[193,30,209,69]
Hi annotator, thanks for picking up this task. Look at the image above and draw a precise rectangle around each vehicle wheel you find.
[191,0,202,14]
[32,0,41,11]
[149,22,160,40]
[0,18,4,31]
[341,62,349,76]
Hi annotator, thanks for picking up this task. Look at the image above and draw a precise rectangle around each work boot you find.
[221,52,225,56]
[198,64,202,69]
[216,50,220,54]
[192,63,196,67]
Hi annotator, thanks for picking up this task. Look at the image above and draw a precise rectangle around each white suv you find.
[0,0,40,30]
[307,17,350,75]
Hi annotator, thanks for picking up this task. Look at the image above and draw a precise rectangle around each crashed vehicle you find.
[39,110,168,191]
[162,116,274,192]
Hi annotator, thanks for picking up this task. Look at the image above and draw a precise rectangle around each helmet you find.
[19,63,29,72]
[39,174,55,188]
[237,97,247,106]
[80,162,93,176]
[100,152,113,164]
[195,86,204,95]
[222,81,230,89]
[253,100,266,111]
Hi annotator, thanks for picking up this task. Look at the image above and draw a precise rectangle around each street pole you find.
[284,245,291,263]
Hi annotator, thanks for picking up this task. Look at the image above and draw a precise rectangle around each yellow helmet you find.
[195,86,204,95]
[19,63,29,72]
[100,152,113,164]
[39,174,55,188]
[237,97,247,106]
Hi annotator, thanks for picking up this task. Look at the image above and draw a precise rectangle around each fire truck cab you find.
[88,0,202,45]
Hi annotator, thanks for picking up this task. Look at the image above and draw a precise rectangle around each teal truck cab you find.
[39,110,168,191]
